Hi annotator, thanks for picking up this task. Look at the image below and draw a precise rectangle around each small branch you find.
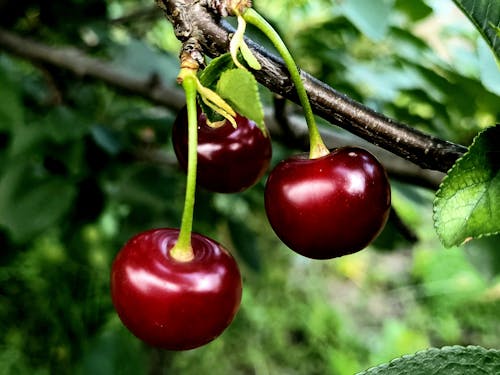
[0,27,185,111]
[0,27,443,189]
[155,0,467,172]
[264,112,445,190]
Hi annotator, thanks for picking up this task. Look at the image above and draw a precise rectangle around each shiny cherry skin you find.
[264,147,391,259]
[110,228,242,350]
[172,106,272,193]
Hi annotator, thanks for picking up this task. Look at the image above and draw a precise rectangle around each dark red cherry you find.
[264,147,391,259]
[172,106,272,193]
[110,228,242,350]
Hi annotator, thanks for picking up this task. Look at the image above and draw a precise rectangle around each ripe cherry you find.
[172,106,272,193]
[110,228,242,350]
[264,147,391,259]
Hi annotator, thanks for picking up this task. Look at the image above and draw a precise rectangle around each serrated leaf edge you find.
[452,0,500,60]
[216,68,266,133]
[198,53,235,90]
[355,345,500,375]
[432,126,500,247]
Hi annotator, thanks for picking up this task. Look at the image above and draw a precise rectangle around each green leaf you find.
[199,53,236,90]
[197,54,238,122]
[357,346,500,375]
[198,54,265,128]
[452,0,500,60]
[216,68,265,131]
[433,125,500,247]
[341,0,396,41]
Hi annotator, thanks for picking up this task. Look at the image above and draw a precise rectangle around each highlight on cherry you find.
[172,105,272,193]
[109,0,392,352]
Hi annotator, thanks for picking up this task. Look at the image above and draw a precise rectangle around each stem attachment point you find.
[243,8,329,159]
[170,66,200,262]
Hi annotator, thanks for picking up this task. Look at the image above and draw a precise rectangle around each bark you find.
[155,0,467,173]
[0,27,443,189]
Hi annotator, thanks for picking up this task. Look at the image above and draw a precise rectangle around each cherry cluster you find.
[110,104,391,351]
[110,2,391,353]
[172,105,391,260]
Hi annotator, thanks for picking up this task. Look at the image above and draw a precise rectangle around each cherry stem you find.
[243,8,329,159]
[170,69,198,262]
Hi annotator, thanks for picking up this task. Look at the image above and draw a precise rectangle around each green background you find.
[0,0,499,373]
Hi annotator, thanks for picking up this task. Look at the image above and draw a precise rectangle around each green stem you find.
[170,72,198,262]
[243,8,329,159]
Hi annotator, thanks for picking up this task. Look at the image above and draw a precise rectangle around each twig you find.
[155,0,467,172]
[0,27,185,110]
[0,27,443,189]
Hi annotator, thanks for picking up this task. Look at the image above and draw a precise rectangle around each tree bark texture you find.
[155,0,467,173]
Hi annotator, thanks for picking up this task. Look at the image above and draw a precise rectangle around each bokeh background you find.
[0,0,499,374]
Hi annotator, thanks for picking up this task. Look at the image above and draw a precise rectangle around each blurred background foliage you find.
[0,0,499,374]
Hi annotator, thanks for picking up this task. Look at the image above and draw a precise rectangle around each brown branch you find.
[0,27,443,189]
[264,112,444,190]
[155,0,467,173]
[0,27,185,111]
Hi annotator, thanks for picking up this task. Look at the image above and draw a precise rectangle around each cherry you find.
[264,147,391,259]
[172,106,272,193]
[110,228,242,350]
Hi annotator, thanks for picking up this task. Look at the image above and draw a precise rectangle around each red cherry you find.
[264,147,391,259]
[110,228,242,350]
[172,106,272,193]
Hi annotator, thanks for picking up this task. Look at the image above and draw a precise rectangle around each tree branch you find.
[0,27,186,111]
[0,27,443,189]
[265,112,445,190]
[155,0,467,173]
